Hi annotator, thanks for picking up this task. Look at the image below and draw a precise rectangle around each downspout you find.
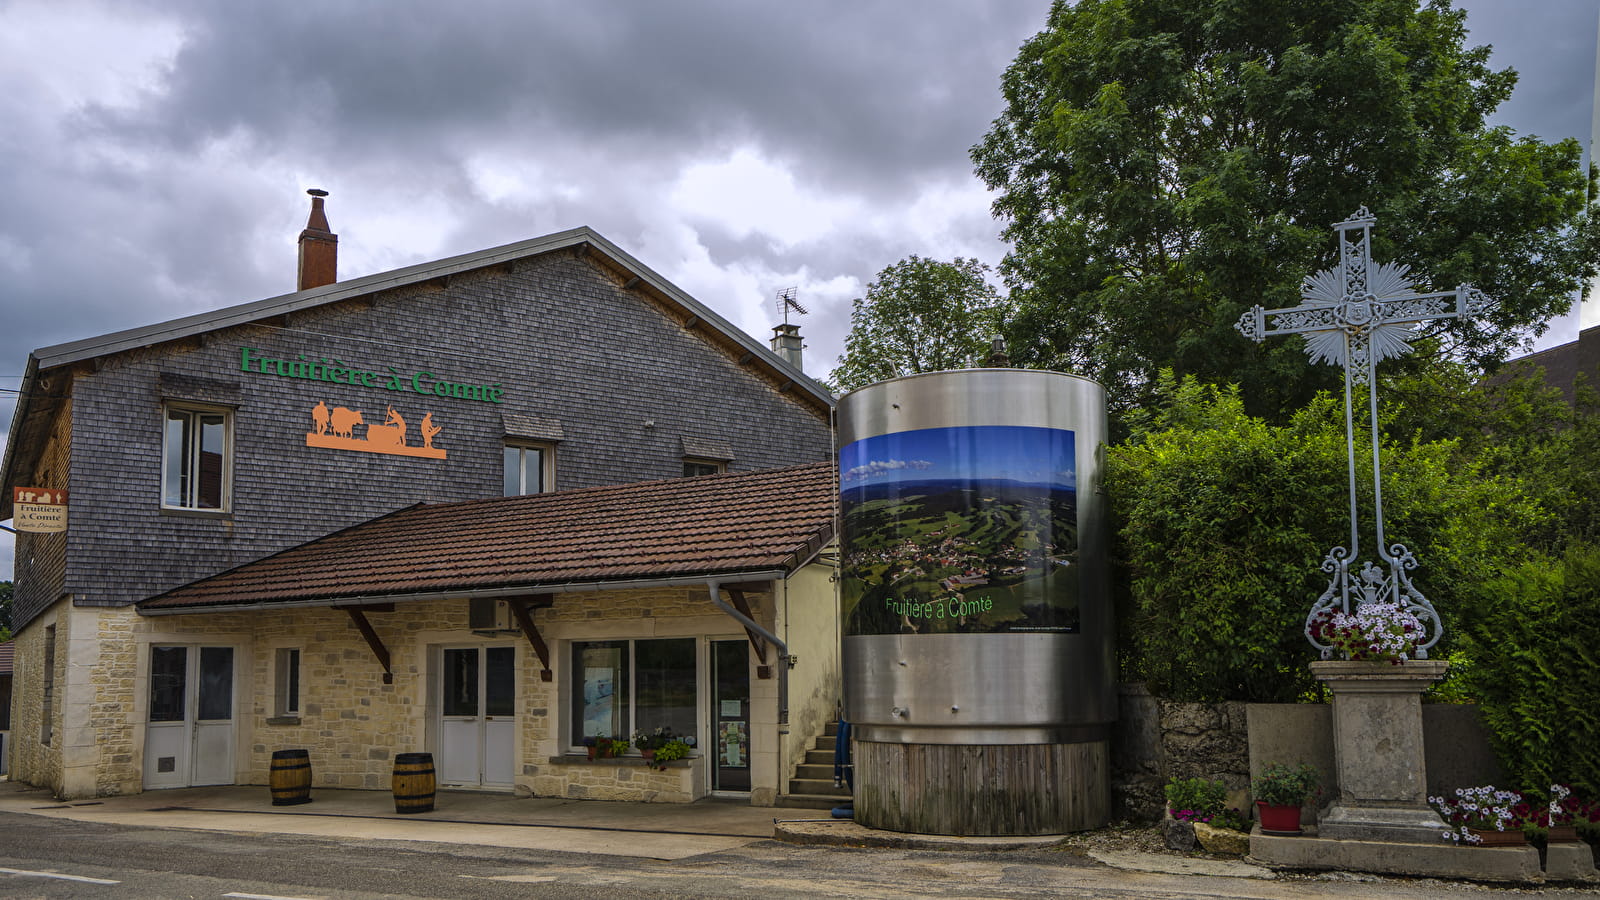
[707,578,792,802]
[707,579,790,725]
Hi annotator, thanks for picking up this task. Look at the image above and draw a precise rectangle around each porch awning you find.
[138,461,835,614]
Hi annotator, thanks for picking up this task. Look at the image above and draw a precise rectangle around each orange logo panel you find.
[306,402,446,459]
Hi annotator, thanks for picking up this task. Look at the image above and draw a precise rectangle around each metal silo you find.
[837,369,1112,835]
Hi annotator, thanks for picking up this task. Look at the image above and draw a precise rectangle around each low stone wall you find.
[535,756,704,802]
[1112,683,1503,822]
[1112,684,1249,821]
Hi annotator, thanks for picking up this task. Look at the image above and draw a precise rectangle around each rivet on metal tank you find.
[836,368,1113,836]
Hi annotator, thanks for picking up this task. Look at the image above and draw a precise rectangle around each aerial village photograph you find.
[2,1,1600,897]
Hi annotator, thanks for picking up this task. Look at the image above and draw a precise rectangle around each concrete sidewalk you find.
[0,779,797,860]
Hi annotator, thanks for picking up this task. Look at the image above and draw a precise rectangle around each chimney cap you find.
[307,188,329,198]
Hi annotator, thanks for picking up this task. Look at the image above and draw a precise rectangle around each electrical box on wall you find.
[468,597,516,633]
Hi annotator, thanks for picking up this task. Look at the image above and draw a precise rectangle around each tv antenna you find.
[776,287,808,324]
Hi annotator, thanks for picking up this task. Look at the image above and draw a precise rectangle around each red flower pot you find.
[1256,801,1303,836]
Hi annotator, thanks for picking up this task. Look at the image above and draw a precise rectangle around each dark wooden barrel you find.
[393,752,436,814]
[269,749,313,806]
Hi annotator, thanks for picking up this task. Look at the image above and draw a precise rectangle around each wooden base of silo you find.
[853,740,1109,836]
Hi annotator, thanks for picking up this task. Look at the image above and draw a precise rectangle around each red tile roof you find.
[139,462,836,612]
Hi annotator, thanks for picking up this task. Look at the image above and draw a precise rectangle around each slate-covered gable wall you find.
[12,400,72,629]
[59,249,831,609]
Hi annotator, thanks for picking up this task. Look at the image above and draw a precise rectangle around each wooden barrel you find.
[269,749,313,806]
[393,752,436,814]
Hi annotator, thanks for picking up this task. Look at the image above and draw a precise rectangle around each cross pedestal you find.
[1312,660,1449,843]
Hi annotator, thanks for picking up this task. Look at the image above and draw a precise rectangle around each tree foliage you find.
[973,0,1599,418]
[0,580,11,642]
[1108,373,1545,702]
[828,256,1010,394]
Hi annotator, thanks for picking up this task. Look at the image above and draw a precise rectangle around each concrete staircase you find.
[776,720,852,810]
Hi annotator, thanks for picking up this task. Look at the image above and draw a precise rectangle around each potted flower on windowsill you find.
[1429,786,1524,845]
[1251,763,1319,836]
[649,738,692,771]
[581,736,599,760]
[633,727,675,762]
[1309,600,1423,664]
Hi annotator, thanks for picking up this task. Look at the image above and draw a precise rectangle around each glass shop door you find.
[712,640,751,792]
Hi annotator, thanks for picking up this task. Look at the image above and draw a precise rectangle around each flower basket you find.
[1547,825,1580,844]
[1257,802,1303,836]
[1469,827,1526,847]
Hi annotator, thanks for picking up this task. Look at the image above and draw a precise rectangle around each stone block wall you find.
[25,582,787,801]
[7,609,65,795]
[1111,684,1249,821]
[1113,683,1506,823]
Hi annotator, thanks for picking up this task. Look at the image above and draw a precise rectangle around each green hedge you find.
[1459,546,1600,795]
[1108,375,1543,702]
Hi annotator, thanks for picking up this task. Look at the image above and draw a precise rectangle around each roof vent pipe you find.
[297,188,338,291]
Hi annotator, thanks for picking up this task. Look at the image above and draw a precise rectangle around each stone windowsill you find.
[546,754,695,768]
[265,716,302,726]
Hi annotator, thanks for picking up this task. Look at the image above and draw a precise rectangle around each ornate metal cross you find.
[1235,207,1489,658]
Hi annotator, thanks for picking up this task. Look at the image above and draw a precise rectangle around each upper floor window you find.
[504,443,552,496]
[682,458,725,477]
[163,406,230,510]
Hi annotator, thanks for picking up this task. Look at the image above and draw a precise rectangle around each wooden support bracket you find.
[726,588,772,678]
[345,607,393,685]
[509,596,555,682]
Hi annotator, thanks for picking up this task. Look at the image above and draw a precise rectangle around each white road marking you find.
[0,866,121,884]
[224,893,325,900]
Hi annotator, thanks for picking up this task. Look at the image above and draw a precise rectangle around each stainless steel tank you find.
[837,369,1112,834]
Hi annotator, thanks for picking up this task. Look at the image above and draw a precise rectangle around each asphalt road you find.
[1,810,1593,899]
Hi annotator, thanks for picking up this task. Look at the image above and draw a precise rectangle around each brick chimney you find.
[297,188,338,291]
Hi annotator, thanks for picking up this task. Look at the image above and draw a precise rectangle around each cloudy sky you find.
[1,1,1597,575]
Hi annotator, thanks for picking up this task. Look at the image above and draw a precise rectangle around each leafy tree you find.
[973,0,1599,419]
[828,256,1010,393]
[0,580,10,641]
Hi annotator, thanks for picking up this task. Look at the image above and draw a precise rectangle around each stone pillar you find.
[1311,659,1449,843]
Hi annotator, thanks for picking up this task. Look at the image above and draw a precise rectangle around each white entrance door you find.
[144,645,236,789]
[438,646,515,788]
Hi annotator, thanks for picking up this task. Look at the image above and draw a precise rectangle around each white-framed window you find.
[162,405,231,510]
[503,443,553,496]
[682,458,725,478]
[274,648,301,718]
[569,638,696,748]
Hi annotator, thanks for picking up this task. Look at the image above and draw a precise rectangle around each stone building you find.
[1,194,839,802]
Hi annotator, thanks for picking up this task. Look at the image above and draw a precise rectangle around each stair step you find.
[776,793,852,811]
[795,763,836,780]
[787,777,851,797]
[804,749,836,766]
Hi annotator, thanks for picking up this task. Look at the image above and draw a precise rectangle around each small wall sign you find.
[13,487,68,533]
[305,402,447,460]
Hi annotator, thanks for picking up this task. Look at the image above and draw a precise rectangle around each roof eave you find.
[136,568,792,616]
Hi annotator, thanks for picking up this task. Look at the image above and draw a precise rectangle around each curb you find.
[773,818,1068,851]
